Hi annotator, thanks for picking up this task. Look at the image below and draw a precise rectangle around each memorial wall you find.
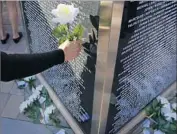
[105,1,177,134]
[21,1,177,134]
[21,1,100,133]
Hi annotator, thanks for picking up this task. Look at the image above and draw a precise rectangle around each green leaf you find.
[152,99,159,109]
[72,24,84,39]
[145,106,153,115]
[52,25,68,39]
[170,124,177,131]
[49,111,61,127]
[164,122,171,129]
[67,34,75,41]
[157,116,166,126]
[28,78,36,90]
[59,36,68,44]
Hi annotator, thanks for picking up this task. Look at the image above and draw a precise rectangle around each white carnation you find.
[19,101,29,113]
[28,95,35,103]
[43,105,56,124]
[161,104,177,121]
[36,85,43,92]
[51,4,79,24]
[165,112,177,121]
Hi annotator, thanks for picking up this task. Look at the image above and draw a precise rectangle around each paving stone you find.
[17,113,32,122]
[7,31,28,53]
[0,81,15,93]
[1,95,24,119]
[0,43,10,51]
[0,93,10,115]
[0,117,57,134]
[10,82,24,96]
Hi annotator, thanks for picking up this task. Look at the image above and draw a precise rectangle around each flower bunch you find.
[144,96,177,134]
[157,97,176,121]
[40,104,56,124]
[19,85,44,113]
[51,4,84,45]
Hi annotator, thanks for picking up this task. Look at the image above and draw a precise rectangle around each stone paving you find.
[0,1,29,121]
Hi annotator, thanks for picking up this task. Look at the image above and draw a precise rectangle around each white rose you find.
[51,4,79,24]
[154,130,165,134]
[157,96,169,105]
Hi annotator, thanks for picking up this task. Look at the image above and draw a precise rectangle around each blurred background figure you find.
[0,1,22,44]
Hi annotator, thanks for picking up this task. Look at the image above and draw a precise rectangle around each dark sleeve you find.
[1,50,65,82]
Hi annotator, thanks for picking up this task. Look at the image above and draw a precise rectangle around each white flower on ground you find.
[19,101,29,113]
[154,130,165,134]
[39,97,46,104]
[19,88,42,113]
[165,112,177,121]
[157,96,176,122]
[35,85,43,92]
[56,129,66,134]
[28,95,35,103]
[172,103,177,111]
[161,103,172,114]
[28,90,40,102]
[43,105,56,123]
[51,4,79,24]
[143,129,151,134]
[161,103,175,122]
[32,87,36,93]
[157,96,169,105]
[45,105,56,115]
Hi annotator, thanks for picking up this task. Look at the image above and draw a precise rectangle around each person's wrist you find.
[58,49,65,63]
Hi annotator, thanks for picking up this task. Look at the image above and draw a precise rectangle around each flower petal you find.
[51,9,58,16]
[157,96,169,105]
[172,103,177,110]
[51,4,79,24]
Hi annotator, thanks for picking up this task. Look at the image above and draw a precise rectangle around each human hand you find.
[58,40,82,62]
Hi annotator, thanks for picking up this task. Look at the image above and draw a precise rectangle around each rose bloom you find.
[51,4,79,24]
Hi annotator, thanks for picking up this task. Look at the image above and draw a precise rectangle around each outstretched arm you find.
[1,50,65,82]
[1,39,82,82]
